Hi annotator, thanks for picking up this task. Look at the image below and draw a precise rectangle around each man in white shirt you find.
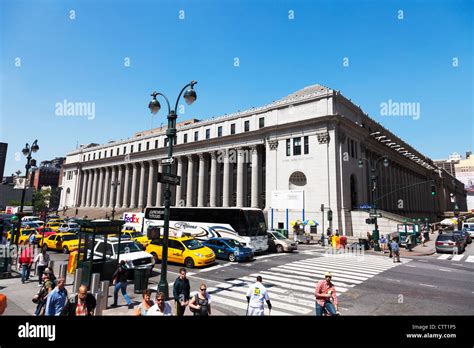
[147,292,173,316]
[246,276,272,316]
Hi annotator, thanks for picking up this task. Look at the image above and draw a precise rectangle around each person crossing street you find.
[315,272,339,316]
[246,275,272,316]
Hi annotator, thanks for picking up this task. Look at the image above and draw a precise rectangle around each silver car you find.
[435,233,464,254]
[267,231,298,253]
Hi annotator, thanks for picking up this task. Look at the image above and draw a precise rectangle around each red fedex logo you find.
[124,213,142,224]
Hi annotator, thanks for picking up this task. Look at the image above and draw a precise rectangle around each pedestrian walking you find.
[45,278,68,316]
[246,276,272,316]
[315,272,339,316]
[320,232,326,246]
[33,271,54,316]
[391,239,401,263]
[111,260,133,309]
[173,268,190,316]
[406,234,413,251]
[134,289,154,316]
[61,285,96,316]
[147,292,173,316]
[379,235,387,252]
[189,283,212,316]
[19,242,33,284]
[45,267,57,286]
[333,232,341,249]
[34,246,50,286]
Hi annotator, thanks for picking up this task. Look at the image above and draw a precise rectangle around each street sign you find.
[161,157,175,165]
[359,204,372,209]
[145,208,165,220]
[157,172,181,186]
[369,213,382,218]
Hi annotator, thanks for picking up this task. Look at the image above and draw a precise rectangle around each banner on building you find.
[271,190,304,210]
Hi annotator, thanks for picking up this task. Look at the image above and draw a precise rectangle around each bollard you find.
[48,260,54,272]
[94,291,103,316]
[73,268,83,293]
[100,280,110,311]
[58,264,67,280]
[90,273,101,295]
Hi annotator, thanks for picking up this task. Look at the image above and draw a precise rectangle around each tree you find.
[33,188,51,214]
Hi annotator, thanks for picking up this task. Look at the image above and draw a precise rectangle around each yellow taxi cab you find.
[121,230,151,248]
[41,232,79,254]
[6,228,37,244]
[146,236,215,268]
[45,221,62,232]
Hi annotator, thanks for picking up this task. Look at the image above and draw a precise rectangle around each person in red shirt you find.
[314,272,339,316]
[19,242,33,284]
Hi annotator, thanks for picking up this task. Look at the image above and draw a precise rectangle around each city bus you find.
[143,207,269,252]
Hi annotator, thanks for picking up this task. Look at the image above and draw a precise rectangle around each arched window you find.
[289,171,307,188]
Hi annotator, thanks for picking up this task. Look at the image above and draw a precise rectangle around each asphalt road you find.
[5,241,474,316]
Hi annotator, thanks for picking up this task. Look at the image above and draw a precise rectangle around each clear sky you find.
[1,0,472,176]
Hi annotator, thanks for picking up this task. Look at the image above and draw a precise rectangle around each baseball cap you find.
[324,272,332,278]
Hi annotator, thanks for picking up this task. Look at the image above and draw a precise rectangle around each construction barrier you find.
[67,251,78,274]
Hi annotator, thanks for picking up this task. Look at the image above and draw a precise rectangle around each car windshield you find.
[25,223,39,228]
[225,239,244,248]
[69,224,79,228]
[49,223,60,227]
[62,235,78,241]
[437,235,455,241]
[113,242,142,254]
[272,232,287,240]
[182,239,204,250]
[128,232,142,238]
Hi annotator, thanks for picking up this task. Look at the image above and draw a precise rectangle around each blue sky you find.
[1,0,472,176]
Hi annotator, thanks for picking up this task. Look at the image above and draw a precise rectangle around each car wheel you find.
[185,257,194,268]
[276,245,284,253]
[228,253,236,262]
[63,246,69,254]
[151,252,160,263]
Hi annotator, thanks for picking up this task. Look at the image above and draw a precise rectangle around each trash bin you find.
[133,267,151,294]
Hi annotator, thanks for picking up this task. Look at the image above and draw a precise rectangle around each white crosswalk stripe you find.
[436,254,474,262]
[196,253,408,315]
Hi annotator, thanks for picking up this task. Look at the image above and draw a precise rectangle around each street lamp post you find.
[111,180,121,220]
[148,81,197,299]
[358,155,389,251]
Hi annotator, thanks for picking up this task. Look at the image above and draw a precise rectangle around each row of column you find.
[75,145,262,209]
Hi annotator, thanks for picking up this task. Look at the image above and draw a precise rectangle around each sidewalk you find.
[399,235,436,257]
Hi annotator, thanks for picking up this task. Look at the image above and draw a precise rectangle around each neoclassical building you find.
[59,84,467,236]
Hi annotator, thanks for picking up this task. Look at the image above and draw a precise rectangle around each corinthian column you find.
[147,161,155,207]
[197,153,206,207]
[186,155,195,207]
[209,152,218,207]
[222,150,230,207]
[250,145,259,208]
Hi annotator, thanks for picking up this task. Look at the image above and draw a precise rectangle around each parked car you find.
[40,232,79,253]
[462,222,474,238]
[202,238,254,262]
[21,221,42,232]
[58,222,80,233]
[6,228,37,244]
[267,231,298,253]
[45,221,62,232]
[435,233,464,253]
[21,216,41,223]
[35,227,57,242]
[453,229,472,245]
[146,236,215,268]
[92,237,154,273]
[120,230,150,248]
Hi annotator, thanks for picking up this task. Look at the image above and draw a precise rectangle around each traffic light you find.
[431,184,436,196]
[366,218,376,224]
[327,209,333,221]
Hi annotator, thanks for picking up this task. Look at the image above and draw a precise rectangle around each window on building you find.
[164,138,169,147]
[98,152,101,159]
[155,139,159,148]
[244,120,250,132]
[184,134,188,143]
[110,149,113,157]
[304,136,309,154]
[230,123,236,135]
[194,131,199,141]
[286,139,291,156]
[131,145,134,153]
[93,153,96,160]
[146,142,150,150]
[138,143,141,152]
[83,155,86,161]
[217,126,223,137]
[259,117,265,129]
[116,148,119,156]
[355,141,358,159]
[206,129,211,139]
[293,137,301,156]
[123,146,126,154]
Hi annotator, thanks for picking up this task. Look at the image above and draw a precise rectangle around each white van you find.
[462,222,474,237]
[21,216,41,222]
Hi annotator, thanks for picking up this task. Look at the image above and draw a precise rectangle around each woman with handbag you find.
[33,271,54,316]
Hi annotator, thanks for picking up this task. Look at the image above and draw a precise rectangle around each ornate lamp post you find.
[358,155,389,251]
[148,81,198,299]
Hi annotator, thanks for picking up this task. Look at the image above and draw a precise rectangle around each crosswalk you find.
[436,254,474,263]
[196,253,409,315]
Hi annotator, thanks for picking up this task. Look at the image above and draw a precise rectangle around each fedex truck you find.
[122,212,144,233]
